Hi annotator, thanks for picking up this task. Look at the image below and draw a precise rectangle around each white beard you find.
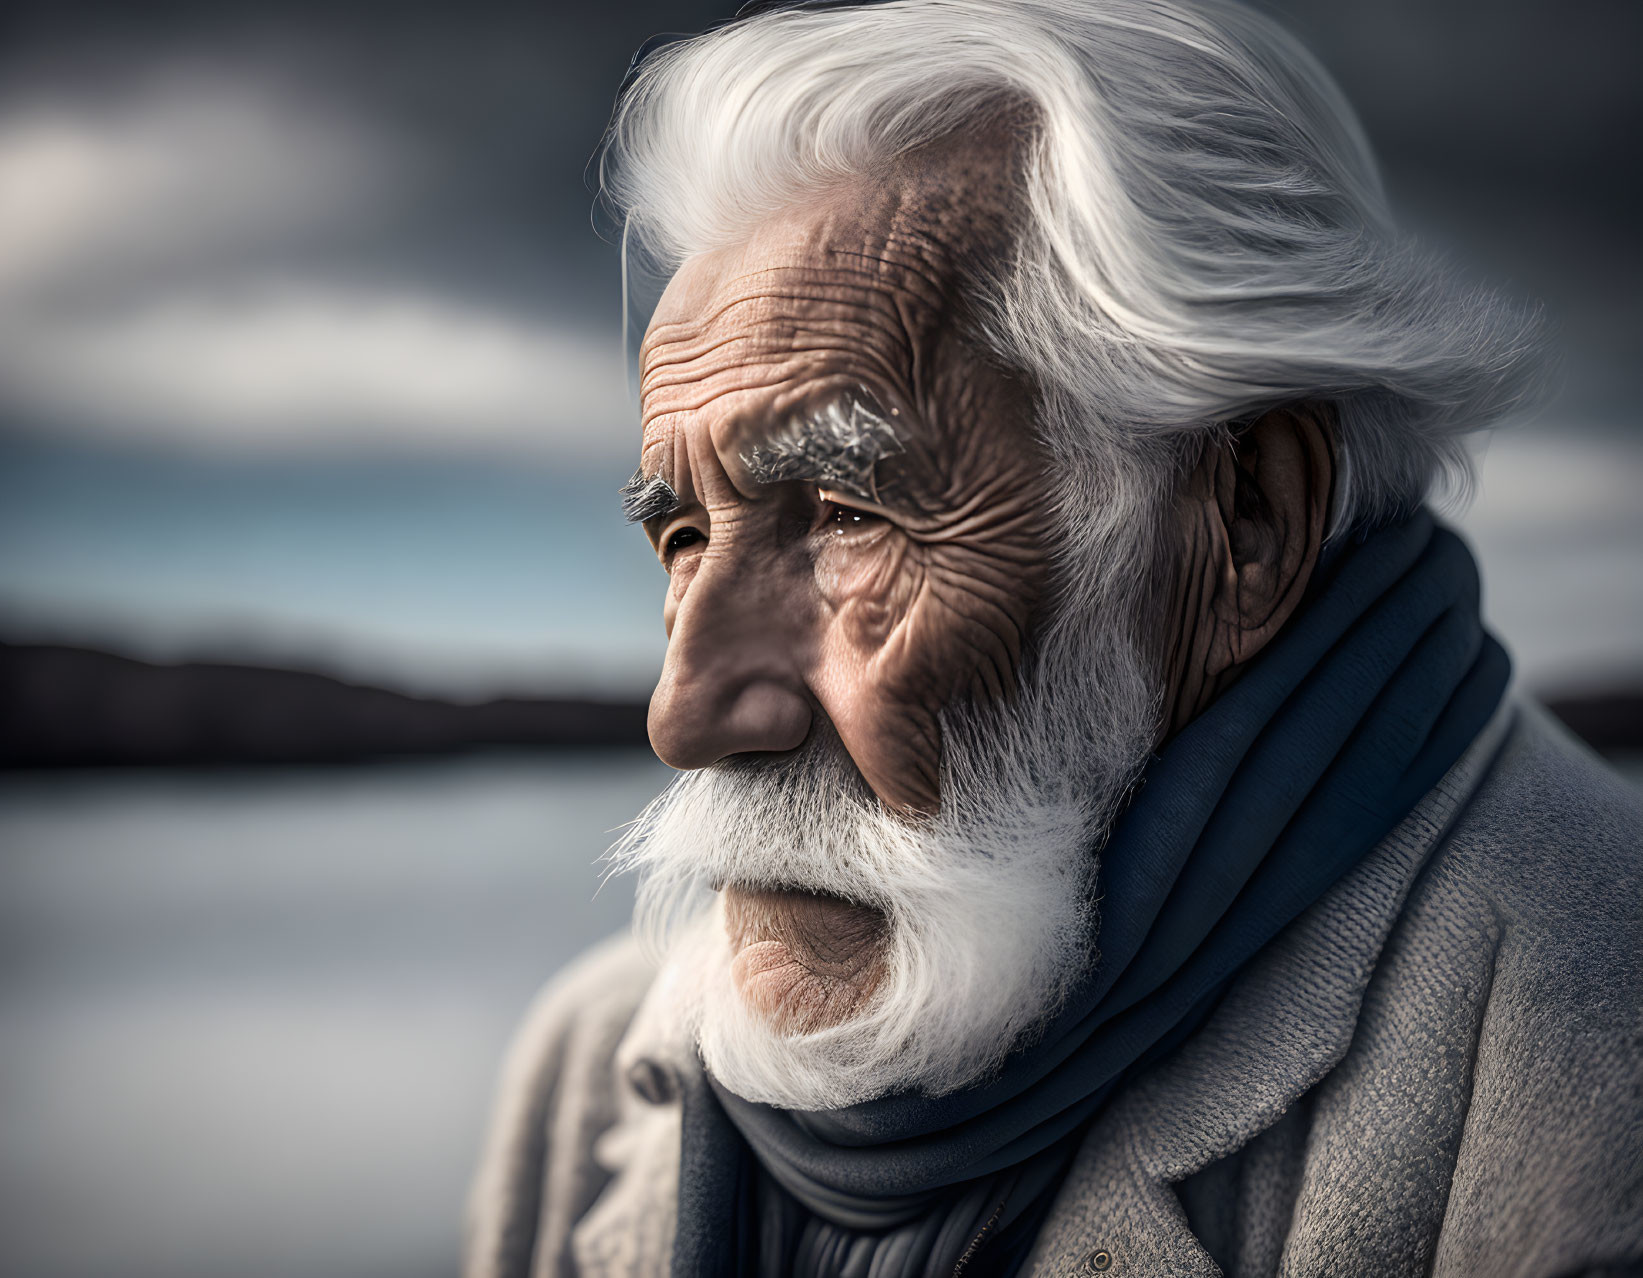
[607,603,1160,1112]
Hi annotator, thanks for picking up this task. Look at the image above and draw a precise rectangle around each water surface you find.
[0,752,666,1278]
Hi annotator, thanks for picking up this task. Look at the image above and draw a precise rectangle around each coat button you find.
[625,1059,676,1105]
[1081,1250,1112,1273]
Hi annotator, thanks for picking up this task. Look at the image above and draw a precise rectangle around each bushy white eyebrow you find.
[620,469,681,524]
[740,396,901,503]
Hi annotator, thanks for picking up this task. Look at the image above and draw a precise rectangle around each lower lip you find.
[727,936,843,1031]
[729,937,800,994]
[719,884,886,1030]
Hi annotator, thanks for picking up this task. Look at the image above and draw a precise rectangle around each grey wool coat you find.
[465,702,1643,1278]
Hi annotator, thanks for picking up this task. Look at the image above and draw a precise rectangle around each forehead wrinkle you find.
[640,330,780,398]
[640,315,916,432]
[643,271,918,348]
[642,259,929,363]
[706,259,944,311]
[636,213,975,503]
[641,305,853,378]
[640,289,810,367]
[817,247,951,315]
[635,432,675,499]
[644,372,911,508]
[644,278,915,370]
[727,264,940,331]
[641,264,898,343]
[641,374,793,441]
[642,417,702,509]
[643,321,910,390]
[641,310,904,387]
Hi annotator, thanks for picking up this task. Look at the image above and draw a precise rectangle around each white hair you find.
[597,0,1545,1105]
[602,0,1545,564]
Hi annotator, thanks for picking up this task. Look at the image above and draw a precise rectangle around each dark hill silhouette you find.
[0,642,649,768]
[0,641,1636,770]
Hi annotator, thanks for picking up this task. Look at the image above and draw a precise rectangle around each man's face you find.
[615,160,1163,1110]
[635,185,1051,817]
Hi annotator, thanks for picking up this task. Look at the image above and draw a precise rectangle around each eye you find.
[663,526,704,556]
[822,500,887,535]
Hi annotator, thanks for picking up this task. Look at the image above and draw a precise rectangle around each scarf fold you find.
[672,512,1510,1277]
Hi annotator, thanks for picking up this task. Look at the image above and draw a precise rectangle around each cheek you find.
[851,537,1039,697]
[813,532,921,649]
[807,533,1044,812]
[815,528,1044,703]
[922,541,1043,702]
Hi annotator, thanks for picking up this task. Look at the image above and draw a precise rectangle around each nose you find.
[647,545,813,770]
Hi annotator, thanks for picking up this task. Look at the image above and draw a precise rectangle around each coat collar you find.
[1022,700,1515,1276]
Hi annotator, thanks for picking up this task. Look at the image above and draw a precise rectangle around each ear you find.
[1163,403,1335,735]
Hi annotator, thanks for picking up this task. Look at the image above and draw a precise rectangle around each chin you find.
[660,854,1095,1111]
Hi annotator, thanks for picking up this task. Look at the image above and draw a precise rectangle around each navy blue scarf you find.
[672,512,1509,1276]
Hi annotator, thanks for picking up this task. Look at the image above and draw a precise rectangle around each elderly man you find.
[466,2,1642,1275]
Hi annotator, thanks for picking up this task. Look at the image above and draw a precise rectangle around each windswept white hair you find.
[602,0,1544,552]
[597,1,1546,1102]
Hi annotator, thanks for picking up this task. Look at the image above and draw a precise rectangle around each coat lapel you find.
[1022,705,1512,1278]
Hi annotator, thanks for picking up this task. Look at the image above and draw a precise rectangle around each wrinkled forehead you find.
[643,204,940,415]
[632,120,1027,497]
[635,189,997,503]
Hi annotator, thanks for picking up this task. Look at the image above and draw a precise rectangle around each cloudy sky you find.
[0,1,686,458]
[0,0,1636,693]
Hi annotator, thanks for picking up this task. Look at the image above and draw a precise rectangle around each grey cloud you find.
[0,0,1633,454]
[0,70,419,306]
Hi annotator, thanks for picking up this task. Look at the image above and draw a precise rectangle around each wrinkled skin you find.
[723,887,888,1034]
[635,136,1334,1034]
[639,138,1043,817]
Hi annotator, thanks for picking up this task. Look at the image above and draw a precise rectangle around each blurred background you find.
[0,1,1637,1275]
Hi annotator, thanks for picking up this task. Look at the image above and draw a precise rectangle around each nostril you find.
[648,679,812,770]
[726,683,812,754]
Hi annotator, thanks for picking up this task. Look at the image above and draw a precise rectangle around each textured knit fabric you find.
[464,702,1642,1277]
[685,512,1508,1278]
